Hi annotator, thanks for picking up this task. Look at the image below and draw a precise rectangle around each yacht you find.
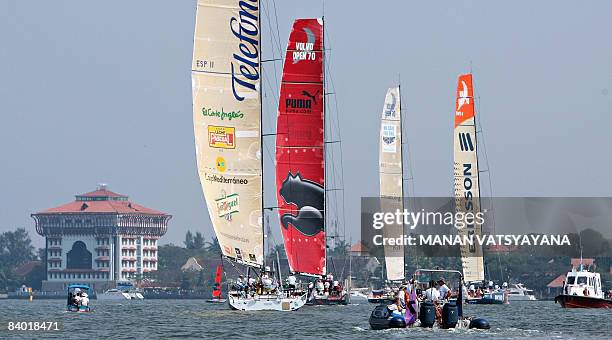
[506,283,537,301]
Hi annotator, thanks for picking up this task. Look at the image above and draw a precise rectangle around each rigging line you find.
[262,1,281,103]
[325,46,347,240]
[271,0,285,59]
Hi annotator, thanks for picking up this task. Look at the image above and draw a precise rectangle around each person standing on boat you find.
[81,292,89,307]
[424,280,440,302]
[287,275,297,293]
[438,278,450,300]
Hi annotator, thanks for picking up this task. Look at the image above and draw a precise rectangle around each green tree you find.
[205,237,221,255]
[184,231,194,249]
[193,232,205,250]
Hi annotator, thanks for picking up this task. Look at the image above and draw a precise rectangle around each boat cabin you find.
[563,268,603,299]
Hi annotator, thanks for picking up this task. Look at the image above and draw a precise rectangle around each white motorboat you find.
[506,283,537,301]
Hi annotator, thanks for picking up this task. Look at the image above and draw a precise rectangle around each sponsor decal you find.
[208,126,236,149]
[381,124,397,153]
[235,248,243,260]
[215,157,227,172]
[201,107,244,120]
[279,172,324,236]
[205,173,249,185]
[248,253,256,262]
[216,193,239,219]
[459,132,474,151]
[461,163,477,253]
[223,245,232,255]
[292,27,316,63]
[384,92,397,118]
[286,90,319,114]
[456,80,470,117]
[229,0,260,101]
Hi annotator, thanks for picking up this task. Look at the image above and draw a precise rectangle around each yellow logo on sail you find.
[216,157,227,172]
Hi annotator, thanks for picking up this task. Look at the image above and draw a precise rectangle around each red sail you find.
[212,265,222,298]
[275,18,325,276]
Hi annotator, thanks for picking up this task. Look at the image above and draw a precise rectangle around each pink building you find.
[32,185,171,292]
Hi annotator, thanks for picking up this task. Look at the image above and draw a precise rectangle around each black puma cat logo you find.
[302,90,319,105]
[279,172,324,236]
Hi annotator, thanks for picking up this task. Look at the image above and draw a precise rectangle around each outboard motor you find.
[369,305,406,330]
[419,301,436,328]
[469,318,491,330]
[388,314,406,329]
[369,305,391,330]
[441,302,458,329]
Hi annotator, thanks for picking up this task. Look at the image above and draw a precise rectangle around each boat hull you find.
[554,294,612,308]
[228,293,307,311]
[307,293,349,305]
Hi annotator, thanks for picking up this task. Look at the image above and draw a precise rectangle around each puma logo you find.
[279,172,324,236]
[302,90,319,105]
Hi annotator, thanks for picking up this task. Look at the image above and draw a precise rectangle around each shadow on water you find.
[0,300,610,339]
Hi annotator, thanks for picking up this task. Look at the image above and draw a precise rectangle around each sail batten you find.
[379,87,405,282]
[192,0,264,267]
[275,18,326,277]
[453,74,485,282]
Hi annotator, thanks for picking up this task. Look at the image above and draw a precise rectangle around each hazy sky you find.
[1,1,610,248]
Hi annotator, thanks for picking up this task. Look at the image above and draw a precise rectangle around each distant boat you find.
[66,284,91,312]
[555,265,612,308]
[206,265,226,303]
[97,281,143,301]
[191,0,306,311]
[506,283,537,301]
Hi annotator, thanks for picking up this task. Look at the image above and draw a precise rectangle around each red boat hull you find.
[554,294,612,308]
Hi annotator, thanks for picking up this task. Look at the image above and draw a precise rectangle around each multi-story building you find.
[32,185,171,292]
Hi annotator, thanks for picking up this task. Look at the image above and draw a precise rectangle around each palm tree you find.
[205,237,221,255]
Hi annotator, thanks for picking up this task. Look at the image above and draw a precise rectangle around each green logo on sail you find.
[202,107,244,120]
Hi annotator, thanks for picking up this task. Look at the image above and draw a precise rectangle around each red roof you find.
[571,258,595,268]
[547,274,566,288]
[350,242,369,253]
[37,187,167,215]
[78,188,127,198]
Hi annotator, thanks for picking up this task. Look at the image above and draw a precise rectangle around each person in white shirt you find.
[438,278,450,300]
[396,285,408,309]
[424,280,440,302]
[80,293,89,307]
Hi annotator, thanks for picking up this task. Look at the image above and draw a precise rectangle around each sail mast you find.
[398,80,406,280]
[259,0,265,271]
[322,15,327,277]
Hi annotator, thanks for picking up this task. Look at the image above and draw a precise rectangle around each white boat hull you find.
[507,295,536,301]
[228,292,307,311]
[96,292,131,300]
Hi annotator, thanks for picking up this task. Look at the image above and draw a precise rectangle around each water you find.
[0,299,609,339]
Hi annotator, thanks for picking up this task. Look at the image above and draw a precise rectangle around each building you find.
[32,185,171,292]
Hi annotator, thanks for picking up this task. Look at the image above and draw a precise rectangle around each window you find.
[576,276,587,285]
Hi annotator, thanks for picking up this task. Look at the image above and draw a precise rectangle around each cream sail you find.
[192,0,263,267]
[379,87,404,282]
[453,74,485,282]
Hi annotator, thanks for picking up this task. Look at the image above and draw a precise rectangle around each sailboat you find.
[368,87,407,304]
[191,0,306,311]
[206,265,227,303]
[275,18,349,306]
[453,73,506,305]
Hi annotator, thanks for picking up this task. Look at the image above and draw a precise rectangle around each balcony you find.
[95,245,110,250]
[95,256,110,261]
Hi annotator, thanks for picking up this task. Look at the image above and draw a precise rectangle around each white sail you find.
[192,0,263,267]
[453,74,485,282]
[379,87,404,282]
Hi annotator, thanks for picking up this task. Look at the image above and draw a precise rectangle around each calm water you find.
[0,299,609,339]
